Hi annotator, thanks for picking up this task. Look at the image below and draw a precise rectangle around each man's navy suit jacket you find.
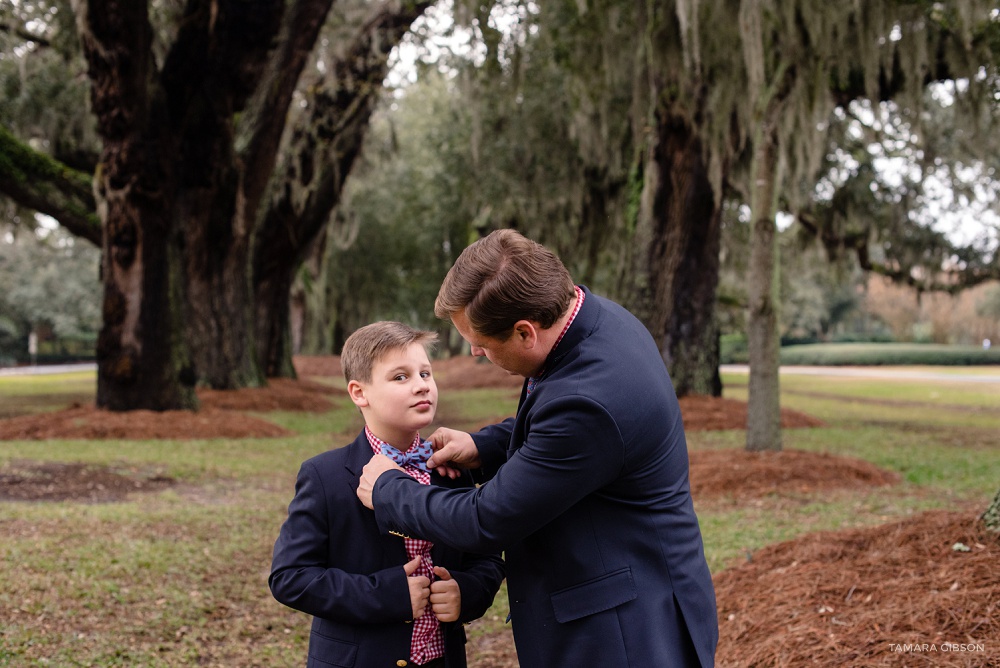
[373,287,719,667]
[270,431,505,668]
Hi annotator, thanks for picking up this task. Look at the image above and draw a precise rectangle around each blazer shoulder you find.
[300,439,357,473]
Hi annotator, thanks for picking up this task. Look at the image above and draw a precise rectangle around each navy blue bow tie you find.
[380,439,434,472]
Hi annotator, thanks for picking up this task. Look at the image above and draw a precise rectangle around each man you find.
[359,229,718,667]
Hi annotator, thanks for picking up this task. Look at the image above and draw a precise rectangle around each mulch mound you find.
[292,355,343,378]
[0,460,175,502]
[0,404,292,441]
[197,377,344,412]
[690,449,899,500]
[715,510,1000,667]
[679,394,824,431]
[0,375,344,441]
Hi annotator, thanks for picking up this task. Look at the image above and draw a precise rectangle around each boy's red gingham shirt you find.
[365,426,444,665]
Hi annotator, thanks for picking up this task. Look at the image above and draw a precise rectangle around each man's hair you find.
[341,321,438,384]
[434,229,575,339]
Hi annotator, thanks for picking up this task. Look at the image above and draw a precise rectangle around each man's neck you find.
[535,288,580,360]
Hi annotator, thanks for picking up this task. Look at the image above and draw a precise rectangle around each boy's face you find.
[348,342,437,444]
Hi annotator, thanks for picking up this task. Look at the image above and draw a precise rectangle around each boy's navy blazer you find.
[373,287,719,667]
[270,431,504,668]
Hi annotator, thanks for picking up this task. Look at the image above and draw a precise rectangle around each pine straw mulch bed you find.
[714,510,999,667]
[0,377,342,441]
[689,449,899,500]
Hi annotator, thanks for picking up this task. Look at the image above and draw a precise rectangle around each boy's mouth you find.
[412,400,433,409]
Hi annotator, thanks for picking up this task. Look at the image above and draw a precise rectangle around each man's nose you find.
[470,346,485,357]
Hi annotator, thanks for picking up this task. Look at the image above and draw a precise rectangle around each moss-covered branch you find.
[0,125,101,246]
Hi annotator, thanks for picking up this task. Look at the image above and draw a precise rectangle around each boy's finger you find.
[403,555,421,576]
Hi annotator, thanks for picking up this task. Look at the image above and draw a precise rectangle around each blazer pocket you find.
[308,629,358,667]
[550,567,637,623]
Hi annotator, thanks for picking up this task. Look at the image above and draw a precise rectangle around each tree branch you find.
[254,0,433,276]
[0,21,52,48]
[0,125,100,245]
[237,0,336,205]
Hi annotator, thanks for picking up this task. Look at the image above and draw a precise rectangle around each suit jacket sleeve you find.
[470,416,515,480]
[373,395,624,554]
[446,543,505,624]
[269,459,413,623]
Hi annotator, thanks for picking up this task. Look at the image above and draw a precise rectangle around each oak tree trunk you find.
[76,0,197,410]
[626,108,722,398]
[254,2,432,377]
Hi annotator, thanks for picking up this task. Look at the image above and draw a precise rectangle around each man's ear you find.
[347,380,369,408]
[512,320,538,349]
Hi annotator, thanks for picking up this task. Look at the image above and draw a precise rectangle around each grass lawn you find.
[1,368,998,665]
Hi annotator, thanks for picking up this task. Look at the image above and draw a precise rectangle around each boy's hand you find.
[357,454,403,509]
[426,428,481,479]
[430,566,461,622]
[404,556,431,619]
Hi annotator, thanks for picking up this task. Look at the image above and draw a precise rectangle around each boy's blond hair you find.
[341,321,438,384]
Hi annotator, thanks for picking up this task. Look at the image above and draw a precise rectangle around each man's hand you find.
[430,566,461,622]
[403,556,430,620]
[426,428,481,479]
[357,453,403,509]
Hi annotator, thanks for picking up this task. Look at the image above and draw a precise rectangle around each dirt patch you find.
[714,510,1000,667]
[690,449,899,500]
[0,460,175,502]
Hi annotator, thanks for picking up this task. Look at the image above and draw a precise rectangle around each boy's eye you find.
[420,371,431,379]
[394,374,407,381]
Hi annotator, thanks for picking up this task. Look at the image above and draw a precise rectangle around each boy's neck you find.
[366,424,420,451]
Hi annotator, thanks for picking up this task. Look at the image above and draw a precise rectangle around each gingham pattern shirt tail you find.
[365,426,444,665]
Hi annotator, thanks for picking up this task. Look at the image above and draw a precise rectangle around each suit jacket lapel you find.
[342,431,410,562]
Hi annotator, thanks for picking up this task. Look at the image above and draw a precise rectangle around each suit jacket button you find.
[396,661,408,667]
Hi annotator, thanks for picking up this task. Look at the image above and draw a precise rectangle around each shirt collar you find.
[364,425,421,455]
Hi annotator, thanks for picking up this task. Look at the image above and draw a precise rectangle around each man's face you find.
[451,309,539,378]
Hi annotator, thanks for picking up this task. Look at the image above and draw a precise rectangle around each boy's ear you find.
[347,380,369,408]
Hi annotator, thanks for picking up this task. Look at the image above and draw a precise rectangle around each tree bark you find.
[625,108,722,398]
[745,121,782,452]
[160,0,288,389]
[75,0,197,410]
[254,1,432,378]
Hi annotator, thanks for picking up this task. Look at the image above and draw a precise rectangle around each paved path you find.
[721,364,1000,384]
[0,363,97,377]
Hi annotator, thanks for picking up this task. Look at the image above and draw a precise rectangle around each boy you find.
[270,321,504,668]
